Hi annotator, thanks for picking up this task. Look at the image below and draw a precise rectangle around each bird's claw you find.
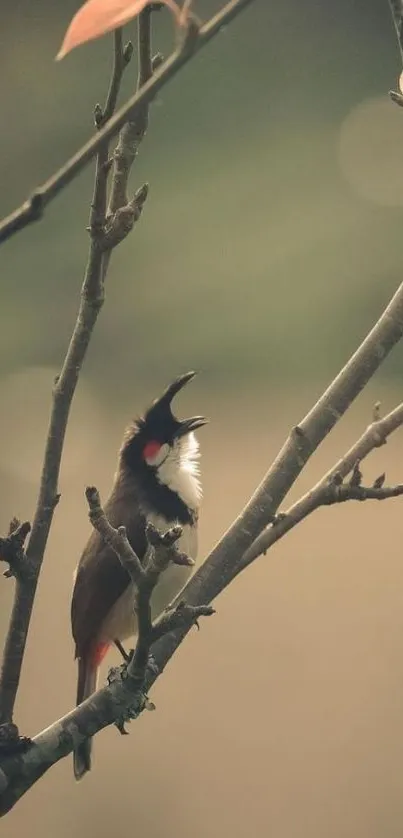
[0,723,32,756]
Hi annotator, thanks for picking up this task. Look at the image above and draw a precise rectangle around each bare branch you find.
[240,401,403,566]
[89,29,129,238]
[0,30,136,730]
[0,0,257,245]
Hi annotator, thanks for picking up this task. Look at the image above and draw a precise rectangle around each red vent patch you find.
[93,642,109,666]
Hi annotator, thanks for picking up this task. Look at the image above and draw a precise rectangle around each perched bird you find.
[71,371,206,779]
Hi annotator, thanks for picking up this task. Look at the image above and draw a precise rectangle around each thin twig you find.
[102,30,130,125]
[0,0,257,244]
[108,8,153,215]
[128,522,189,676]
[91,29,127,237]
[150,601,214,644]
[85,486,144,583]
[324,481,403,502]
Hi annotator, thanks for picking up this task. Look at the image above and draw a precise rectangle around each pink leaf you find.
[57,0,180,60]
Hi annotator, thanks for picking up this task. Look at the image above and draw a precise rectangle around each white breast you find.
[156,432,202,511]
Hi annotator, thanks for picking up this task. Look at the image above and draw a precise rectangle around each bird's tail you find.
[73,655,98,780]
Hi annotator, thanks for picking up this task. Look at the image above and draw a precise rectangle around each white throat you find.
[155,432,201,511]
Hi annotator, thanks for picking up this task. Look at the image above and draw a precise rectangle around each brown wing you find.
[71,475,147,657]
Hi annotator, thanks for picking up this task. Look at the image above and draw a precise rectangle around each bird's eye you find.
[143,440,162,461]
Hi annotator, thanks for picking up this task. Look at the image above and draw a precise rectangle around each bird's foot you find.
[0,723,32,756]
[114,639,132,662]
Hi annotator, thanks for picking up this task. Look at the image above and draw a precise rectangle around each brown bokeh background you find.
[2,0,403,835]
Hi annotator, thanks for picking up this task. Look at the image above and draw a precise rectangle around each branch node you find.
[94,103,104,128]
[180,15,201,55]
[150,600,215,644]
[146,654,160,678]
[102,157,114,175]
[101,183,148,250]
[372,401,382,422]
[371,426,387,447]
[373,472,386,489]
[114,686,156,735]
[349,460,362,487]
[107,662,154,733]
[145,521,182,548]
[133,181,149,209]
[152,52,164,71]
[29,192,44,222]
[0,520,31,579]
[107,663,126,685]
[123,41,134,64]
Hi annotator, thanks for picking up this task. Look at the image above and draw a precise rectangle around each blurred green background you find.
[2,1,403,836]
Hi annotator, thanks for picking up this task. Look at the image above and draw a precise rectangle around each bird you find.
[71,371,206,780]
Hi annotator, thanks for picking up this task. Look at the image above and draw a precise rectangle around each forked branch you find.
[240,401,403,568]
[0,0,257,245]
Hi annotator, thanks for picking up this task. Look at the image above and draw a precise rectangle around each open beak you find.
[159,370,197,405]
[175,416,208,438]
[156,371,208,436]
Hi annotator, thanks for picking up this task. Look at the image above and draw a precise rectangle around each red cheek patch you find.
[143,440,162,460]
